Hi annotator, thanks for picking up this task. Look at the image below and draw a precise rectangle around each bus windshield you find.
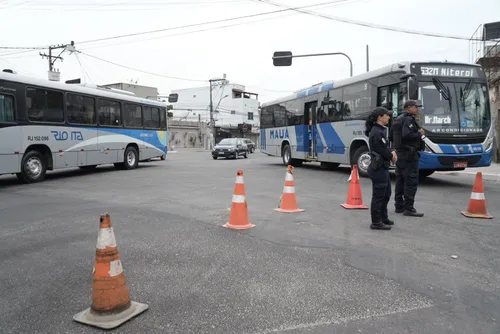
[417,80,490,134]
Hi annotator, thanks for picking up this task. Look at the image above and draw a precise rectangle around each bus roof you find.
[261,60,483,107]
[0,70,167,108]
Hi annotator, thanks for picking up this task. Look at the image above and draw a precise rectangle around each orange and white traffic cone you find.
[275,165,305,213]
[461,172,493,219]
[73,214,148,329]
[341,165,368,210]
[223,170,255,230]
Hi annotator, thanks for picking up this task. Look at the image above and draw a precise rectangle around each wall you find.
[168,120,209,149]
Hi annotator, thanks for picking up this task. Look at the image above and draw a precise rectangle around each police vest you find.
[390,114,421,151]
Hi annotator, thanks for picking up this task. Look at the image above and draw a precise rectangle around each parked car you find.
[212,138,248,159]
[243,138,256,153]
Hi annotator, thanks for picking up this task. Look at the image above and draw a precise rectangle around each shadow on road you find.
[0,164,160,189]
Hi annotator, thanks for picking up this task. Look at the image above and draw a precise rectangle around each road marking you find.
[261,303,435,333]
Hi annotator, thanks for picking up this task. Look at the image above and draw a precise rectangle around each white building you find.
[169,80,260,132]
[102,82,159,100]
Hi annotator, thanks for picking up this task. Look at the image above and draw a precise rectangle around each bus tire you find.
[123,146,139,170]
[352,145,370,178]
[282,144,303,167]
[282,144,292,166]
[17,150,47,184]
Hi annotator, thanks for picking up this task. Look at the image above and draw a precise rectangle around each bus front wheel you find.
[17,150,47,184]
[352,146,370,178]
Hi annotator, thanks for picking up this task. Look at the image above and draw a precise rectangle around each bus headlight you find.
[484,137,494,152]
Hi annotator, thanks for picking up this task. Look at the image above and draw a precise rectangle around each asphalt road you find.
[1,151,499,334]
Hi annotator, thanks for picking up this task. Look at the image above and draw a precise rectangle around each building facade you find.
[102,82,159,100]
[169,80,260,145]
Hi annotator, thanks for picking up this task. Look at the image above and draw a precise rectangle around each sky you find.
[1,0,499,104]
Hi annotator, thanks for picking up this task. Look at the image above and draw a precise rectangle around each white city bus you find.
[259,61,495,178]
[0,69,168,183]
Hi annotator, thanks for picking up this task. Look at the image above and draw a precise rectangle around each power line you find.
[251,0,478,41]
[75,0,347,45]
[0,46,46,50]
[79,51,206,82]
[78,51,294,93]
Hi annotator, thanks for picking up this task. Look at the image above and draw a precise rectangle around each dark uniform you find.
[390,100,425,217]
[367,121,394,230]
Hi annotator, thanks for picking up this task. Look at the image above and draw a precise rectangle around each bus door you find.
[304,101,318,159]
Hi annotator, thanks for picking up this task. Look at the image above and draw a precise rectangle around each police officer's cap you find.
[404,100,422,109]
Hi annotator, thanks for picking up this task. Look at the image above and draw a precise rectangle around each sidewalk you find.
[436,162,500,182]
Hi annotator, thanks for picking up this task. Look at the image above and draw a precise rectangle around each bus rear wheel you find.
[282,144,302,167]
[115,146,139,170]
[17,150,47,184]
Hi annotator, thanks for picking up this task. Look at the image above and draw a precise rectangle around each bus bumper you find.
[419,150,493,171]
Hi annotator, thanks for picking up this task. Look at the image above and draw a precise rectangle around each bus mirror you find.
[168,93,178,103]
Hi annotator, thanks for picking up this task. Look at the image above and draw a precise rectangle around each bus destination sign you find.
[412,64,481,78]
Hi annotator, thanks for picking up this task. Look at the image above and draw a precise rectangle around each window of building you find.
[26,87,64,123]
[247,112,253,120]
[123,103,143,128]
[98,99,121,126]
[66,93,96,125]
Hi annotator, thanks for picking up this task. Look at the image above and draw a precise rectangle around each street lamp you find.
[272,50,353,77]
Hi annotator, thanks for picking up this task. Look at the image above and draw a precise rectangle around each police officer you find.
[390,100,425,217]
[365,107,397,230]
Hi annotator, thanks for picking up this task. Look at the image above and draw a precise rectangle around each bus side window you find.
[0,94,15,123]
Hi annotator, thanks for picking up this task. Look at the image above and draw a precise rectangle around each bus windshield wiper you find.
[432,77,452,110]
[462,79,474,102]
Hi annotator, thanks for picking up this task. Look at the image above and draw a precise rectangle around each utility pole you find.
[209,74,226,149]
[39,41,75,81]
[366,45,370,72]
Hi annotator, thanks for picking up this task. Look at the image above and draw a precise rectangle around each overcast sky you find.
[1,0,499,103]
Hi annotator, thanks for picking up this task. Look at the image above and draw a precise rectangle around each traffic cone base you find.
[341,165,368,210]
[340,203,368,209]
[73,214,148,330]
[461,211,493,219]
[274,207,305,213]
[223,221,256,230]
[275,165,304,213]
[73,301,149,330]
[461,172,493,219]
[224,170,255,230]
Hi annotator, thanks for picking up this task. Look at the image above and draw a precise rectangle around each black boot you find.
[404,208,424,217]
[382,218,395,225]
[370,222,391,230]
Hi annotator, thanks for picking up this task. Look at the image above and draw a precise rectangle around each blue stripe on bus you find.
[471,144,483,153]
[90,127,167,152]
[308,87,319,95]
[321,82,334,91]
[438,144,457,154]
[297,90,307,98]
[295,125,306,152]
[319,123,345,154]
[438,143,484,155]
[316,131,324,154]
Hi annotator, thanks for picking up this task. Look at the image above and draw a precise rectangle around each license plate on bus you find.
[454,161,467,168]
